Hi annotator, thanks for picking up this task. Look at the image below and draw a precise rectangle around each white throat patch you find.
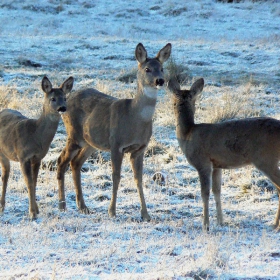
[143,87,158,99]
[140,105,156,121]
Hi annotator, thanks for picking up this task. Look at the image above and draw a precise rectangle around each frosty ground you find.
[0,0,280,279]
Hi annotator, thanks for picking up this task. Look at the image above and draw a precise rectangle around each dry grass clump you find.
[0,84,22,110]
[0,85,11,109]
[117,68,137,84]
[92,79,112,94]
[198,81,261,124]
[145,136,167,157]
[165,56,190,83]
[154,90,175,128]
[93,78,134,99]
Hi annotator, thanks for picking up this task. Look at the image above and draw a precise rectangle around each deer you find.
[0,76,74,219]
[57,43,171,221]
[168,76,280,231]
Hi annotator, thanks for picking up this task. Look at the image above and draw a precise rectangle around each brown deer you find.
[57,43,171,221]
[0,76,74,219]
[168,77,280,231]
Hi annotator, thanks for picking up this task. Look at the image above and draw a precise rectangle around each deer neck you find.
[174,101,195,139]
[132,85,158,122]
[35,107,60,146]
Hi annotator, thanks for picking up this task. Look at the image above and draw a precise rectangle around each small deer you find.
[0,76,74,219]
[168,77,280,231]
[57,43,171,221]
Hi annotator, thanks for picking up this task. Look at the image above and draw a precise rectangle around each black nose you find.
[156,78,164,86]
[58,106,66,112]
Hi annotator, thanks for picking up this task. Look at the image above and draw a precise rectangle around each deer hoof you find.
[141,211,151,222]
[77,200,90,214]
[58,201,66,211]
[0,203,5,213]
[35,203,39,214]
[203,224,210,232]
[270,223,280,232]
[29,212,37,220]
[108,207,116,218]
[80,207,91,215]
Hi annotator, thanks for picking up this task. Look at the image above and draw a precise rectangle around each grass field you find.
[0,1,280,279]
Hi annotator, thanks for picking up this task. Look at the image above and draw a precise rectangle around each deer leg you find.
[108,149,123,218]
[70,145,94,214]
[21,159,37,219]
[130,149,150,221]
[255,163,280,230]
[57,141,80,211]
[31,161,41,214]
[0,155,10,212]
[275,193,280,231]
[197,165,213,231]
[212,168,223,225]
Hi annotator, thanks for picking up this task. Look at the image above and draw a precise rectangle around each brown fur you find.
[0,76,74,219]
[168,77,280,231]
[57,43,171,220]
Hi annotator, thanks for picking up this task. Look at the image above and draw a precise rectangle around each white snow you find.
[0,0,280,279]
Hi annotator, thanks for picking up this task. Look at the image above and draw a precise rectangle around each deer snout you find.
[156,78,165,87]
[57,106,67,113]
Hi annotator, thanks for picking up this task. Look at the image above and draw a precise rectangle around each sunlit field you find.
[0,1,280,279]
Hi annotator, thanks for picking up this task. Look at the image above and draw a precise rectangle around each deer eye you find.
[50,97,56,102]
[64,97,66,101]
[161,68,163,72]
[145,68,151,73]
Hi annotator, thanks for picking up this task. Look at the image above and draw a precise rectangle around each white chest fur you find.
[140,105,156,121]
[143,87,158,99]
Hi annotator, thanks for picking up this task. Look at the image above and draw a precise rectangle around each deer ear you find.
[135,43,147,64]
[190,78,204,99]
[156,43,172,64]
[61,76,74,94]
[41,76,52,94]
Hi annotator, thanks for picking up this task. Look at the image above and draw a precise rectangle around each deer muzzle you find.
[156,78,165,87]
[57,106,67,114]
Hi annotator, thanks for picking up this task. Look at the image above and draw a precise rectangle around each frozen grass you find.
[0,84,23,110]
[198,81,262,124]
[1,0,280,279]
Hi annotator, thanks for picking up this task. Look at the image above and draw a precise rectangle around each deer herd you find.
[1,43,280,232]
